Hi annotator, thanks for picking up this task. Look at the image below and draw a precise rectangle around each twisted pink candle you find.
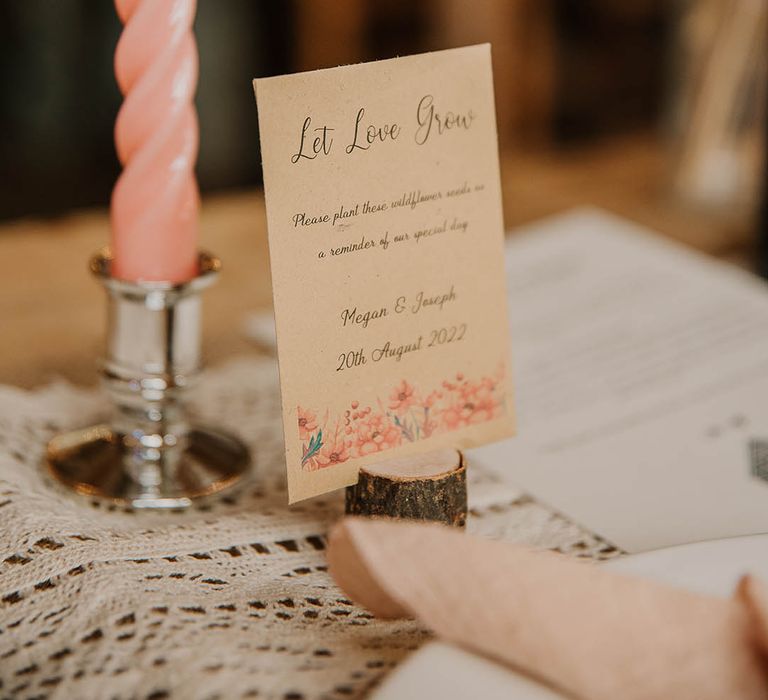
[111,0,199,283]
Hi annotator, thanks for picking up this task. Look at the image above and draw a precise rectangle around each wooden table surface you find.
[0,134,752,389]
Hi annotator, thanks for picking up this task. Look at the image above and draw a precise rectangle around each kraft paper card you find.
[254,45,515,502]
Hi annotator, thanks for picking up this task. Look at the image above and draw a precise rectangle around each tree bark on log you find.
[345,449,466,528]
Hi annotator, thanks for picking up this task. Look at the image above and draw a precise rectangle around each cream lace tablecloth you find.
[0,357,618,700]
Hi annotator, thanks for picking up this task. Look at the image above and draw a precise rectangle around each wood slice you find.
[345,449,466,528]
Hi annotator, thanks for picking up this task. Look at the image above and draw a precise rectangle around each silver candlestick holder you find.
[45,251,251,509]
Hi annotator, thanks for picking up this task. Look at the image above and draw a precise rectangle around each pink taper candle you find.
[111,0,199,283]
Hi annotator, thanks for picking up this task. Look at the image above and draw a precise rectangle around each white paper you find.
[469,208,768,552]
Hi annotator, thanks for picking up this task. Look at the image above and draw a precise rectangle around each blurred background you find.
[0,0,765,385]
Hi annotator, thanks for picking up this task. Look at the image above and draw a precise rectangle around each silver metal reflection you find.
[45,251,251,509]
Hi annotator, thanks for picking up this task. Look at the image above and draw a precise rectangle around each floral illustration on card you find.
[297,365,507,471]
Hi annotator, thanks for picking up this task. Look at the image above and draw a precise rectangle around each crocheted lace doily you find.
[0,357,617,699]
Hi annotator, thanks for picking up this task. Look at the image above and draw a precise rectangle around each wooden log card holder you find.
[344,448,467,528]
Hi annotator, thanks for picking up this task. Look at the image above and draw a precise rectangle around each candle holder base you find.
[43,250,252,510]
[47,424,250,509]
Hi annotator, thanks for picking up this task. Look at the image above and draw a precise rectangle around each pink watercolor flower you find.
[297,406,319,441]
[313,438,350,470]
[469,386,499,423]
[388,380,417,414]
[421,417,439,438]
[442,383,499,430]
[480,376,496,390]
[355,413,402,456]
